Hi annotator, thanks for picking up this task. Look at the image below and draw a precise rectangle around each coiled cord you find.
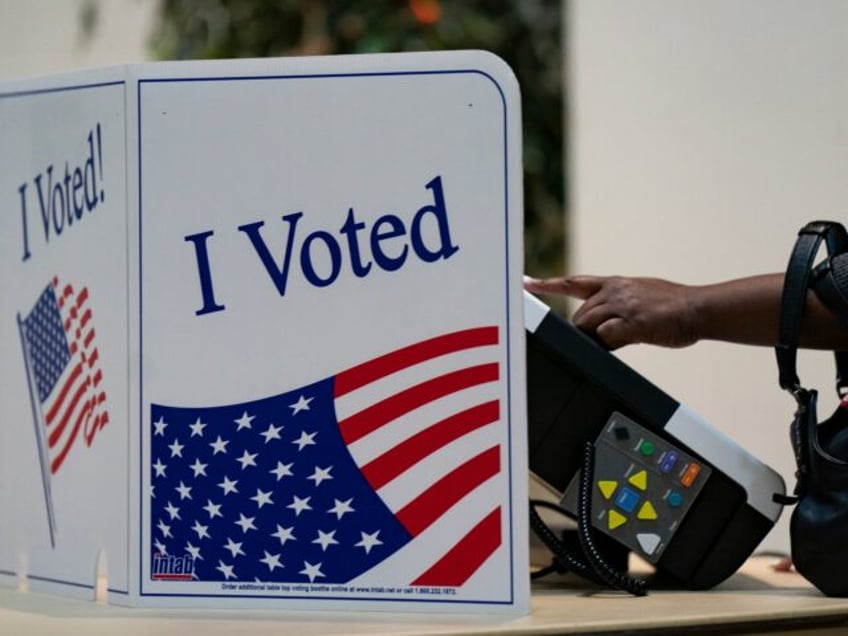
[577,441,648,596]
[529,441,648,596]
[529,499,605,584]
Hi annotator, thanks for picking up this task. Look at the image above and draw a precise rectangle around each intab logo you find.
[152,553,196,581]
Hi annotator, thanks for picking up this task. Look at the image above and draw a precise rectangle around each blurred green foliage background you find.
[149,0,565,277]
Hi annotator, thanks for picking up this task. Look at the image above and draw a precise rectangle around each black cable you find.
[577,441,648,596]
[529,499,605,585]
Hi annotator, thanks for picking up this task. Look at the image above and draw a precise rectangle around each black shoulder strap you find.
[777,221,848,394]
[812,257,848,327]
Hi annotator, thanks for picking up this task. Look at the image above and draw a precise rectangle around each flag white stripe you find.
[376,425,502,512]
[345,382,499,466]
[334,344,499,422]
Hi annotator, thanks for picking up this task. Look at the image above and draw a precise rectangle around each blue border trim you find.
[0,80,124,100]
[27,574,92,590]
[24,574,129,596]
[4,573,130,596]
[137,67,515,605]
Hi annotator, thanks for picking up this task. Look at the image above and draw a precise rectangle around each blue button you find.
[660,451,679,474]
[614,487,641,513]
[667,491,684,508]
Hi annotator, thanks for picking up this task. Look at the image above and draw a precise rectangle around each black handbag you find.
[777,220,848,597]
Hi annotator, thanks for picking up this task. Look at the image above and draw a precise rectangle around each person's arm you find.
[524,273,848,351]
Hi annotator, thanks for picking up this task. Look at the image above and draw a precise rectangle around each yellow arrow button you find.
[628,470,648,491]
[598,481,618,500]
[608,510,627,530]
[637,501,658,520]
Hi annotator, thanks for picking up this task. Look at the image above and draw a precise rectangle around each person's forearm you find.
[690,273,848,350]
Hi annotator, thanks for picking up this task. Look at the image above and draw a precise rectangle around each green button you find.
[639,441,655,456]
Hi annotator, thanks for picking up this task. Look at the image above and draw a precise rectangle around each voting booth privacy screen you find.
[0,52,529,613]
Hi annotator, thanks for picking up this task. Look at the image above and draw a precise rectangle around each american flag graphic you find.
[150,326,504,586]
[19,278,110,475]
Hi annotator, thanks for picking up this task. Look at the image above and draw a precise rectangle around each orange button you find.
[680,462,701,487]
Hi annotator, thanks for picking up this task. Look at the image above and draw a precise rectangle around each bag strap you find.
[777,221,848,394]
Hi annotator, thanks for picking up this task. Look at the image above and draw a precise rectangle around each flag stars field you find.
[327,498,354,520]
[300,561,324,582]
[272,524,296,546]
[210,436,229,454]
[149,382,416,582]
[153,416,168,436]
[192,520,210,540]
[251,488,273,508]
[186,542,202,561]
[237,450,258,469]
[157,519,172,538]
[261,423,283,443]
[164,501,181,520]
[175,481,192,500]
[189,418,207,437]
[287,494,312,516]
[234,411,255,430]
[290,395,313,414]
[260,551,283,572]
[168,438,184,458]
[355,530,383,554]
[224,537,245,558]
[292,430,317,451]
[203,499,223,519]
[307,465,333,486]
[190,458,208,477]
[270,461,294,481]
[312,529,338,551]
[218,476,238,495]
[216,561,236,580]
[235,513,257,533]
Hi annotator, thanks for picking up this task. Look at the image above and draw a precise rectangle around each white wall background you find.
[569,0,848,553]
[0,0,156,80]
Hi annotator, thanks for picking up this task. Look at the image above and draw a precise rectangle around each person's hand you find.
[524,275,699,350]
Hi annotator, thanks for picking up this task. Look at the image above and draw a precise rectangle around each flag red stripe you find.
[362,400,500,489]
[83,327,95,348]
[339,363,499,444]
[50,400,91,474]
[44,361,84,425]
[152,574,193,580]
[395,445,500,537]
[410,507,501,587]
[79,307,92,328]
[47,375,90,445]
[334,327,498,398]
[56,283,73,308]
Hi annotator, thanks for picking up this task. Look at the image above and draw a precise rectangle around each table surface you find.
[3,557,848,636]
